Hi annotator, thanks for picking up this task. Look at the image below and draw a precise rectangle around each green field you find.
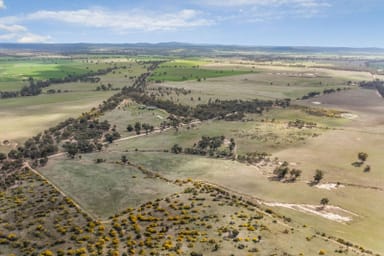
[149,59,252,82]
[0,57,141,92]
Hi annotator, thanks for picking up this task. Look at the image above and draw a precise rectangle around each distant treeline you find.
[300,87,351,100]
[360,80,384,97]
[0,66,120,99]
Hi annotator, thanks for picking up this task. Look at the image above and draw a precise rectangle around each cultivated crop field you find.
[1,48,383,255]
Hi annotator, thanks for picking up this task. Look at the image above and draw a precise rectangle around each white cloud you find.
[0,0,5,9]
[200,0,330,8]
[17,33,51,43]
[199,0,330,20]
[0,22,50,43]
[25,8,213,31]
[0,24,27,33]
[0,7,212,42]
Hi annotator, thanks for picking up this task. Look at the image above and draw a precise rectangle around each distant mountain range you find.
[1,42,384,55]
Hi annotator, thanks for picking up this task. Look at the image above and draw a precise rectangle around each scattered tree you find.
[320,198,329,209]
[171,144,183,154]
[121,155,128,164]
[358,152,368,162]
[134,122,141,135]
[126,124,134,132]
[313,169,324,184]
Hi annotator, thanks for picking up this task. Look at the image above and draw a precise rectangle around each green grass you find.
[0,58,127,91]
[149,59,252,82]
[40,156,183,218]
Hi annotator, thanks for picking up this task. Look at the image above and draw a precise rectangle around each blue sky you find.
[0,0,383,47]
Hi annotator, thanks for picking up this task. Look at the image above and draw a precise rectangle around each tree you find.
[171,144,183,154]
[358,152,368,162]
[320,198,329,209]
[134,122,141,135]
[364,165,371,172]
[0,152,6,161]
[313,169,324,184]
[273,165,288,180]
[121,155,128,164]
[63,142,78,158]
[289,169,302,182]
[126,124,133,132]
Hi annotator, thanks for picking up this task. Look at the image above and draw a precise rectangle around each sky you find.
[0,0,383,47]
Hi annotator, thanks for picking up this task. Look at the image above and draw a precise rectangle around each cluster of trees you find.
[288,119,317,129]
[127,122,155,135]
[122,87,192,116]
[6,115,113,162]
[8,133,58,166]
[0,158,24,189]
[193,98,290,121]
[273,162,302,182]
[104,131,121,143]
[360,80,384,97]
[132,61,164,90]
[172,136,235,158]
[354,152,370,172]
[122,87,290,122]
[96,83,119,91]
[237,152,269,165]
[300,91,321,100]
[299,87,350,100]
[313,169,324,184]
[151,86,191,96]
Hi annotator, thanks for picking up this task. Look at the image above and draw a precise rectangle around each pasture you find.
[106,106,346,155]
[148,68,353,106]
[149,59,252,82]
[0,91,115,152]
[40,156,182,218]
[0,59,147,152]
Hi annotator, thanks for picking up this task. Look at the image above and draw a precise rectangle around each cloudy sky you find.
[0,0,383,47]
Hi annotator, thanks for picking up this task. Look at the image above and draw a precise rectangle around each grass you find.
[4,168,363,255]
[0,60,148,152]
[148,69,352,106]
[2,56,384,254]
[40,156,182,218]
[101,100,169,137]
[0,57,132,91]
[106,151,384,253]
[108,107,345,155]
[0,91,115,151]
[149,59,252,82]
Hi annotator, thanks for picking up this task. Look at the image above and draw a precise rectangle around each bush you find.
[319,249,326,255]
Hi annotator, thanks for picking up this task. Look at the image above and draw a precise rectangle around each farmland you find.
[1,45,384,255]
